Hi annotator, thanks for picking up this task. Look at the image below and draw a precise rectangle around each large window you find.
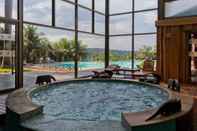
[134,35,156,60]
[134,35,156,69]
[109,0,157,69]
[23,24,75,88]
[110,14,132,35]
[110,0,132,14]
[78,7,92,32]
[95,13,105,34]
[110,36,132,68]
[0,0,107,91]
[134,11,157,33]
[78,33,105,76]
[95,0,105,13]
[134,0,157,11]
[0,0,159,90]
[165,0,197,18]
[24,0,52,25]
[79,0,92,8]
[56,0,75,29]
[0,0,17,19]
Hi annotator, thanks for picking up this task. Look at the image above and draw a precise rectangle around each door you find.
[188,32,197,83]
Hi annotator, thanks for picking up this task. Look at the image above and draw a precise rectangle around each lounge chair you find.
[107,64,120,69]
[92,70,113,79]
[105,64,121,74]
[106,64,140,76]
[79,65,118,79]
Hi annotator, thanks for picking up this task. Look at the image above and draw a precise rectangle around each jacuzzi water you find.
[31,80,169,121]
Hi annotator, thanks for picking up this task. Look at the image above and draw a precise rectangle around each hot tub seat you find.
[6,89,43,131]
[122,92,194,131]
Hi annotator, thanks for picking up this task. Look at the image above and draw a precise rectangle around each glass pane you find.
[0,0,17,19]
[56,0,75,29]
[24,0,52,25]
[165,0,197,17]
[78,33,105,77]
[110,14,132,35]
[95,13,105,34]
[23,24,75,88]
[110,36,132,68]
[110,0,132,14]
[78,7,92,32]
[134,35,156,70]
[134,11,157,33]
[0,22,16,91]
[79,0,92,8]
[95,0,105,13]
[135,0,157,11]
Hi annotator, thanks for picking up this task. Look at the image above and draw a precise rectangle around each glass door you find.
[0,22,16,91]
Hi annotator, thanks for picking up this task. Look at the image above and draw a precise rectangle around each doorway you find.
[188,33,197,83]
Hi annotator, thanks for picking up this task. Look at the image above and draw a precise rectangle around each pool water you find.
[32,81,168,121]
[56,61,142,70]
[58,61,104,70]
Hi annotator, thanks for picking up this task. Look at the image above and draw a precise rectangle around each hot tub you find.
[30,79,169,121]
[5,79,193,131]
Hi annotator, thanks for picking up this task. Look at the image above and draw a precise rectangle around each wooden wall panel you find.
[157,17,197,83]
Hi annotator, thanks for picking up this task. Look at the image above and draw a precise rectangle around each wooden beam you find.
[157,17,197,27]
